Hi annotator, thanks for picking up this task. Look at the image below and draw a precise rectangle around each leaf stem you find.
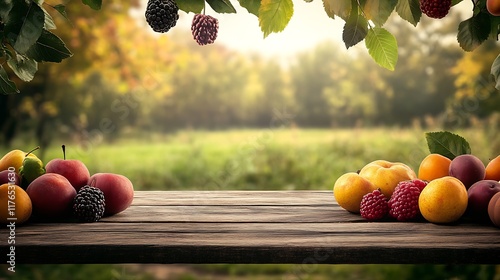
[355,0,374,30]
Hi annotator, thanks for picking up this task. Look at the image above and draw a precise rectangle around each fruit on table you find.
[449,154,485,189]
[467,180,500,220]
[89,173,134,215]
[26,173,76,218]
[360,188,388,220]
[72,185,106,222]
[45,145,90,191]
[333,172,377,213]
[0,184,32,224]
[419,176,468,224]
[358,160,417,198]
[19,150,46,189]
[388,179,428,221]
[485,155,500,181]
[487,0,500,16]
[418,153,452,182]
[0,148,39,173]
[488,192,500,227]
[0,170,20,186]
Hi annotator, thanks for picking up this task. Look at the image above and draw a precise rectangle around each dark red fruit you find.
[389,180,427,221]
[420,0,452,19]
[360,189,389,221]
[191,14,219,46]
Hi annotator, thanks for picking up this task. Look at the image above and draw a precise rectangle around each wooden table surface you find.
[2,191,500,264]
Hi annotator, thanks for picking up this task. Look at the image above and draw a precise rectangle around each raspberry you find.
[412,179,428,192]
[420,0,451,19]
[73,185,106,222]
[191,14,219,46]
[360,189,389,220]
[145,0,179,33]
[388,180,428,221]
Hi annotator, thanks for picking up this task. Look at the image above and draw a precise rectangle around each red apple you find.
[0,169,20,186]
[89,173,134,215]
[467,180,500,220]
[26,173,76,218]
[45,145,90,191]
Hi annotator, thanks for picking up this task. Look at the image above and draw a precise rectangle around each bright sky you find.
[138,0,473,58]
[175,0,345,57]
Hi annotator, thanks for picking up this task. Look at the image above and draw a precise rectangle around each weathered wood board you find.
[1,191,499,264]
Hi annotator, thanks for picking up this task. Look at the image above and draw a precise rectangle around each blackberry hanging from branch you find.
[420,0,452,19]
[191,13,219,46]
[145,0,179,33]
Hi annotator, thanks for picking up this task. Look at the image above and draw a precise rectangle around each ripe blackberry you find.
[191,14,219,45]
[73,185,105,222]
[388,180,427,221]
[360,189,389,221]
[145,0,179,33]
[420,0,451,19]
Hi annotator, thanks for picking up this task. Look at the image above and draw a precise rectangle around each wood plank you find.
[9,222,500,264]
[1,191,499,264]
[132,191,334,206]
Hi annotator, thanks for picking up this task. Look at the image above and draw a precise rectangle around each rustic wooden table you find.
[2,191,499,264]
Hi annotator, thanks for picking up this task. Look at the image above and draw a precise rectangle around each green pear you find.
[19,154,46,189]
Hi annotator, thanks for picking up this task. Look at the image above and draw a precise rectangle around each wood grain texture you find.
[1,191,499,264]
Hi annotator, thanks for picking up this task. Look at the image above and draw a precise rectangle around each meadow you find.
[2,127,500,279]
[7,127,498,192]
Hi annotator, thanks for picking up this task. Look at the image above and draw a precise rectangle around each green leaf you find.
[25,29,72,62]
[323,0,351,20]
[52,4,69,21]
[0,0,13,22]
[82,0,102,10]
[206,0,237,13]
[452,0,463,6]
[42,6,56,29]
[258,0,293,38]
[4,1,45,54]
[491,54,500,90]
[395,0,421,27]
[0,65,19,94]
[425,131,471,160]
[363,0,397,27]
[176,0,204,14]
[238,0,261,16]
[365,27,398,71]
[342,8,368,49]
[457,12,490,52]
[7,54,38,82]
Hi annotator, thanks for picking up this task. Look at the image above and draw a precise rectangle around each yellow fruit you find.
[418,176,468,224]
[0,149,39,173]
[0,183,32,224]
[418,153,452,182]
[333,172,377,213]
[485,155,500,181]
[358,160,417,198]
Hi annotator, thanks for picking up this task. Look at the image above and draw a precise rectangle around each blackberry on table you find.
[73,185,106,222]
[145,0,179,33]
[191,14,219,45]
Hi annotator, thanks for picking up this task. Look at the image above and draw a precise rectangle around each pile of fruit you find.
[0,145,134,225]
[333,131,500,228]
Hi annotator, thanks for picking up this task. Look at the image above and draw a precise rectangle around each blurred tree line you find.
[0,0,499,148]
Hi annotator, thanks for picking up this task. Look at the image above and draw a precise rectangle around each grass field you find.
[2,127,500,279]
[6,127,499,191]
